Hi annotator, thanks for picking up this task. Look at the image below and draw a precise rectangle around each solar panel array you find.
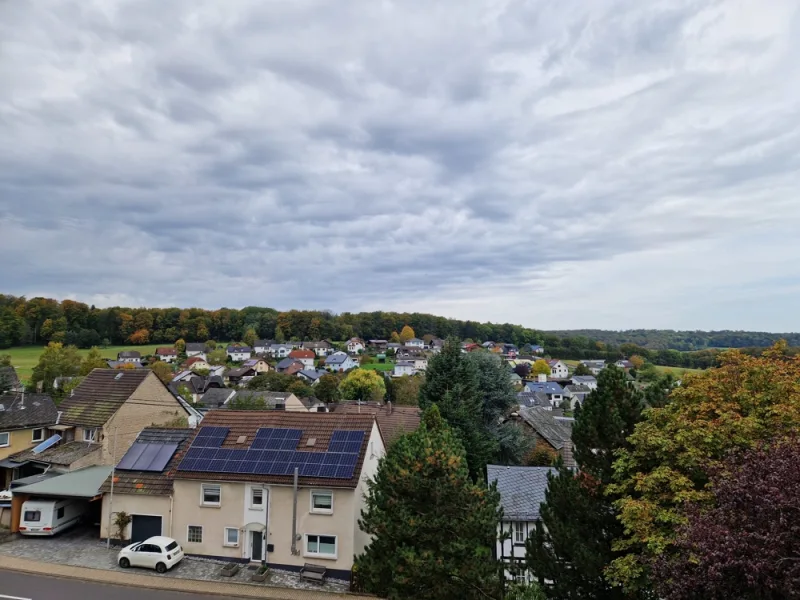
[116,442,179,472]
[177,427,365,480]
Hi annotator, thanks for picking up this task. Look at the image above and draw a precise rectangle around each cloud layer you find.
[2,0,800,331]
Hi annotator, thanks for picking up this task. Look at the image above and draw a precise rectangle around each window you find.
[165,541,179,552]
[24,511,41,522]
[32,428,45,443]
[187,525,203,543]
[0,432,8,447]
[224,527,239,547]
[310,491,333,514]
[57,507,65,519]
[83,428,97,443]
[305,534,337,559]
[514,522,525,544]
[250,487,264,509]
[201,484,221,506]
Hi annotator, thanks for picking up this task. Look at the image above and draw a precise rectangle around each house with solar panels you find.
[167,410,385,579]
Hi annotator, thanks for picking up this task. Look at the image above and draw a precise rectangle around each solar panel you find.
[116,442,148,469]
[32,434,62,455]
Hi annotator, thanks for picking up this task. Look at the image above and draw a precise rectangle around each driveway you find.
[0,526,349,594]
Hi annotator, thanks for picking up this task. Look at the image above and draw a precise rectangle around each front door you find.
[250,530,263,562]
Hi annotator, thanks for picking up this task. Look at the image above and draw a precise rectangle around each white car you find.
[118,536,184,573]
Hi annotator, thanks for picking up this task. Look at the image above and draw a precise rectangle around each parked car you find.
[118,536,184,573]
[18,498,89,536]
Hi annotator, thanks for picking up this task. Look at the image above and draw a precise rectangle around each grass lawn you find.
[654,365,704,376]
[361,361,395,372]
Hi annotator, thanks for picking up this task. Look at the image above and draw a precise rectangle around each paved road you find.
[0,569,243,600]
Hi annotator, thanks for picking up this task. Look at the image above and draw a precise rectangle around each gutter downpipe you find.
[291,467,299,555]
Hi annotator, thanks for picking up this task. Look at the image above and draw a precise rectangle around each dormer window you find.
[83,428,98,443]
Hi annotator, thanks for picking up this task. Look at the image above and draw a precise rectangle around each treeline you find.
[545,328,800,351]
[0,294,545,349]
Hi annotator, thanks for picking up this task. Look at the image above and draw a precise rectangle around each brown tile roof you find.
[289,349,315,359]
[333,402,421,445]
[156,347,177,356]
[173,411,376,489]
[58,369,153,428]
[99,428,193,496]
[11,440,101,467]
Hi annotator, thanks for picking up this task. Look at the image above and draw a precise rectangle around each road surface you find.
[0,569,243,600]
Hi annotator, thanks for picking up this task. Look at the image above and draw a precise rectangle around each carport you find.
[10,465,112,533]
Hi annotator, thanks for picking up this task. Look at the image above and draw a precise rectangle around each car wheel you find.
[119,558,130,568]
[155,562,167,574]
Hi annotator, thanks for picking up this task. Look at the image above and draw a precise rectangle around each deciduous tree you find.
[339,369,385,402]
[314,374,341,403]
[355,405,503,600]
[242,328,257,350]
[128,328,150,345]
[80,347,108,375]
[628,355,645,370]
[148,360,174,384]
[532,360,550,377]
[391,375,422,406]
[31,342,82,393]
[399,325,416,343]
[175,338,186,354]
[247,372,293,392]
[207,348,227,365]
[573,362,592,376]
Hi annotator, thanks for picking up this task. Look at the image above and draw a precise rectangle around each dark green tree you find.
[418,338,497,480]
[355,405,503,600]
[31,342,82,393]
[526,366,648,599]
[247,372,293,392]
[573,362,593,376]
[314,373,341,403]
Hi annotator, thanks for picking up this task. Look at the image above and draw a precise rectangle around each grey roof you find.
[395,360,415,367]
[196,387,235,408]
[106,360,144,369]
[225,366,256,378]
[227,346,252,353]
[487,465,556,521]
[11,440,101,468]
[277,358,301,370]
[564,384,592,394]
[517,391,550,408]
[230,391,292,408]
[518,407,573,450]
[186,343,207,352]
[118,351,141,359]
[302,341,332,349]
[298,369,327,381]
[581,360,606,367]
[325,352,351,365]
[253,340,273,347]
[0,393,57,430]
[12,465,113,498]
[571,376,597,385]
[525,381,564,395]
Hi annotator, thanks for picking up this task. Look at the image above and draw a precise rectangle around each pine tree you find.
[355,405,503,600]
[526,366,648,599]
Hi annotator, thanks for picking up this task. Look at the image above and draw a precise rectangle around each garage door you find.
[131,515,162,543]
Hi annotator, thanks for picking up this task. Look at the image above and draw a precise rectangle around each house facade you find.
[405,338,424,349]
[488,465,556,583]
[268,344,295,358]
[227,347,253,362]
[346,338,365,353]
[324,352,358,373]
[570,375,597,390]
[580,360,606,375]
[253,340,273,355]
[242,359,270,374]
[548,360,569,379]
[155,348,178,363]
[186,343,208,360]
[393,361,416,377]
[288,350,316,370]
[0,393,57,489]
[301,341,334,357]
[117,351,141,363]
[186,357,212,372]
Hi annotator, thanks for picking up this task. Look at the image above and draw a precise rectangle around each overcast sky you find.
[2,1,799,332]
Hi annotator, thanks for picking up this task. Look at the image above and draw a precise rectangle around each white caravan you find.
[19,498,88,536]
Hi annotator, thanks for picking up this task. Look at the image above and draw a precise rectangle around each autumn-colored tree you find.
[119,313,135,340]
[242,328,257,349]
[653,438,800,599]
[308,318,321,341]
[128,329,150,345]
[399,325,416,343]
[148,361,174,384]
[628,355,645,370]
[609,343,800,592]
[531,359,550,377]
[80,347,108,375]
[523,444,557,467]
[30,342,82,393]
[339,369,386,402]
[175,338,186,354]
[391,375,423,406]
[389,331,401,343]
[355,405,503,600]
[205,339,217,350]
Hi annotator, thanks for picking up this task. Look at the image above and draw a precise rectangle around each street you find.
[0,570,243,600]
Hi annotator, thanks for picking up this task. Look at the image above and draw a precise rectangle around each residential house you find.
[488,465,556,583]
[386,343,402,352]
[0,393,58,489]
[548,360,570,379]
[615,359,634,370]
[276,359,304,375]
[296,369,328,385]
[516,391,551,410]
[563,384,592,409]
[517,407,575,468]
[410,357,428,371]
[429,338,445,354]
[8,370,189,479]
[301,341,334,357]
[333,403,421,445]
[368,340,388,351]
[481,341,496,349]
[225,367,257,387]
[570,375,598,390]
[501,344,519,358]
[324,352,358,373]
[241,359,270,374]
[300,396,329,413]
[268,344,295,359]
[253,340,274,356]
[393,361,416,377]
[168,374,225,404]
[166,411,385,579]
[0,367,23,393]
[195,388,236,412]
[117,351,141,363]
[463,343,481,353]
[346,338,365,354]
[229,391,307,412]
[405,338,424,349]
[107,359,145,369]
[530,345,544,355]
[99,427,193,543]
[580,360,606,375]
[396,346,425,359]
[186,343,208,360]
[155,347,178,363]
[227,346,252,362]
[186,357,212,372]
[524,377,565,408]
[288,350,316,370]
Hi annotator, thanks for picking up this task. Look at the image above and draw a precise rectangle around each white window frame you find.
[224,527,239,547]
[250,486,264,510]
[0,432,8,448]
[187,525,203,543]
[31,428,45,443]
[304,533,338,559]
[201,483,221,507]
[83,428,97,443]
[310,490,333,515]
[514,522,525,544]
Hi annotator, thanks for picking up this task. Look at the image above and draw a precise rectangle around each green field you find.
[361,361,395,372]
[654,365,704,376]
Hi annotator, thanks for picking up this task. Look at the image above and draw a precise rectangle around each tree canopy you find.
[30,342,81,393]
[79,347,107,375]
[531,360,550,376]
[338,369,386,402]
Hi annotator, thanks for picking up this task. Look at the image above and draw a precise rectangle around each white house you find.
[488,465,556,583]
[185,343,207,360]
[525,376,565,408]
[405,338,424,349]
[580,360,606,375]
[548,360,569,379]
[253,340,272,355]
[393,361,416,377]
[346,338,365,353]
[411,357,428,371]
[226,346,252,362]
[302,341,334,357]
[570,375,597,390]
[288,349,316,370]
[268,344,294,358]
[117,351,141,363]
[155,347,178,363]
[615,359,634,369]
[324,352,359,372]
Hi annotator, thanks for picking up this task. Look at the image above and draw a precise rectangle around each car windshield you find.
[165,541,179,551]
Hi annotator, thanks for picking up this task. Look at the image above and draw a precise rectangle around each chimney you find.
[387,400,392,414]
[537,373,547,383]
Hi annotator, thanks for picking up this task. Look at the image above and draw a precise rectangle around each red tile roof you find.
[289,349,315,359]
[156,347,177,356]
[333,403,421,445]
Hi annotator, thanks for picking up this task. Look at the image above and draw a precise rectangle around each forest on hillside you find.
[545,329,800,351]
